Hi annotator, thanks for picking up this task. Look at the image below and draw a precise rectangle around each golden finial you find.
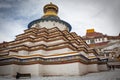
[43,2,58,16]
[50,2,52,4]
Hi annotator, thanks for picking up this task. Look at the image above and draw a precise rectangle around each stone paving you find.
[0,69,120,80]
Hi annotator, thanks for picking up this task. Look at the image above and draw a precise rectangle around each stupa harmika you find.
[0,3,108,76]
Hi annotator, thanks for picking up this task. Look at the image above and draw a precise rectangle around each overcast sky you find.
[0,0,120,42]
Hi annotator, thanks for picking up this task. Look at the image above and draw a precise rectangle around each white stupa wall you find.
[18,50,28,56]
[43,62,80,76]
[22,42,33,47]
[34,41,46,46]
[0,62,102,76]
[79,63,87,75]
[30,50,46,55]
[12,65,19,76]
[33,40,65,46]
[47,48,73,55]
[9,51,17,55]
[98,64,108,71]
[30,48,73,55]
[8,38,65,48]
[87,64,98,72]
[0,64,19,76]
[31,21,69,31]
[47,40,65,45]
[19,64,42,76]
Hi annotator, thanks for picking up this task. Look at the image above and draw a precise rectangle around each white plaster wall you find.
[9,51,17,55]
[30,48,73,56]
[9,42,33,48]
[34,41,46,46]
[100,38,103,42]
[87,64,98,72]
[39,64,43,76]
[31,21,69,31]
[47,40,65,45]
[0,63,100,76]
[33,40,65,46]
[0,64,19,76]
[98,64,108,71]
[47,48,73,55]
[18,50,28,56]
[104,37,108,42]
[0,64,43,76]
[22,42,33,47]
[19,64,42,76]
[30,50,46,55]
[11,65,19,76]
[79,63,87,75]
[43,63,80,76]
[45,51,79,58]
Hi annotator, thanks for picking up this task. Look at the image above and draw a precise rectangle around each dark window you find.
[90,39,94,44]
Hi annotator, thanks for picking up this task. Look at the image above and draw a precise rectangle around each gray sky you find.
[0,0,120,42]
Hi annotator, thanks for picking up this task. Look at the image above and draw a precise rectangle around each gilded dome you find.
[43,2,58,16]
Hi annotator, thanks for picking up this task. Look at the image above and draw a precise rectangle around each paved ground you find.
[0,69,120,80]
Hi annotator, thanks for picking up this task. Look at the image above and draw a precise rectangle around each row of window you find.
[86,38,108,44]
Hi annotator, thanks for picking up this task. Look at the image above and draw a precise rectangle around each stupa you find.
[0,3,108,76]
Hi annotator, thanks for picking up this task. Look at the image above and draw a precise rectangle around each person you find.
[112,65,115,70]
[109,65,111,70]
[16,72,20,79]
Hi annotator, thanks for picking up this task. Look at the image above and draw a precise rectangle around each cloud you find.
[58,0,120,36]
[0,18,26,42]
[0,0,120,43]
[0,3,12,9]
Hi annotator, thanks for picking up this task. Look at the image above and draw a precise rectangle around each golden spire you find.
[43,2,58,16]
[50,2,52,4]
[87,29,95,33]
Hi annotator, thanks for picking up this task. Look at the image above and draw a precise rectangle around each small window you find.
[90,39,94,44]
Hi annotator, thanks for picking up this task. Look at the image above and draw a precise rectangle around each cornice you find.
[0,58,102,66]
[0,54,90,66]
